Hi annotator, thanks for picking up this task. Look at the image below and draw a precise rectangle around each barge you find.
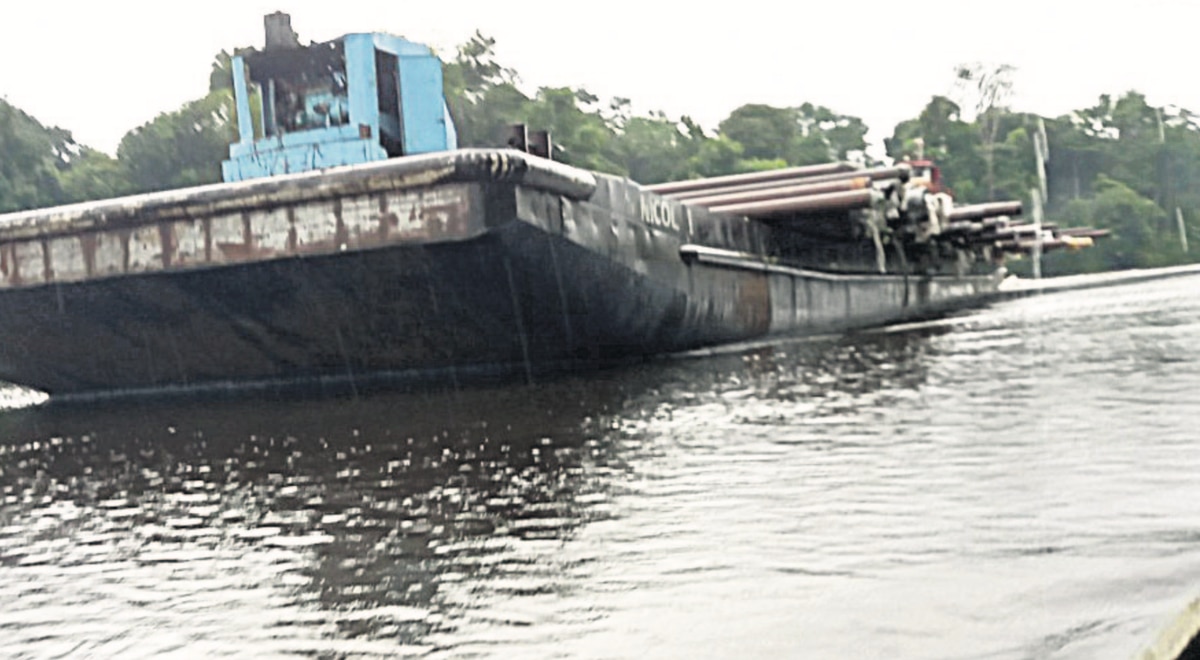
[0,14,1093,398]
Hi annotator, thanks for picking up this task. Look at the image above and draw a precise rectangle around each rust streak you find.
[735,273,771,335]
[158,222,175,268]
[41,238,53,282]
[333,199,349,248]
[378,195,399,240]
[79,233,97,276]
[9,244,22,286]
[203,216,213,263]
[120,230,131,273]
[241,212,254,251]
[215,242,258,261]
[286,207,298,253]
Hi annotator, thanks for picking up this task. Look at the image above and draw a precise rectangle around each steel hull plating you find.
[0,150,1000,397]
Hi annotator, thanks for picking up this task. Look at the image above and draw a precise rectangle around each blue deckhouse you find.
[222,13,457,183]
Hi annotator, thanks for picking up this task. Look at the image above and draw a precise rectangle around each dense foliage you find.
[1,36,1196,274]
[441,33,869,181]
[887,78,1200,274]
[0,101,83,211]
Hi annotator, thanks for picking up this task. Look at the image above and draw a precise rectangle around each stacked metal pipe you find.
[645,162,859,196]
[937,201,1109,256]
[651,163,906,216]
[651,163,1108,259]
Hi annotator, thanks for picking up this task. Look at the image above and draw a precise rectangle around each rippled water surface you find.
[3,275,1200,659]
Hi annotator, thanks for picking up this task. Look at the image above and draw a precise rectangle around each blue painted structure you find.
[222,32,458,182]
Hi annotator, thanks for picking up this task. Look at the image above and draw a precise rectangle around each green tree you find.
[116,89,237,193]
[442,32,533,147]
[58,148,134,203]
[717,104,798,162]
[717,102,867,168]
[521,87,622,173]
[1039,92,1200,271]
[609,112,694,184]
[684,134,746,178]
[0,100,70,212]
[1042,176,1176,273]
[208,47,259,93]
[886,96,985,201]
[791,102,868,164]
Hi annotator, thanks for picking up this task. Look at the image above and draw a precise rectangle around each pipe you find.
[987,225,1041,238]
[1058,227,1111,239]
[683,176,872,208]
[947,201,1023,221]
[645,162,858,195]
[994,238,1069,253]
[708,188,880,217]
[941,221,984,234]
[668,165,910,201]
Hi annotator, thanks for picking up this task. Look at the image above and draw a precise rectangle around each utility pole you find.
[1031,118,1049,280]
[1177,207,1189,254]
[1036,117,1049,202]
[1031,188,1044,279]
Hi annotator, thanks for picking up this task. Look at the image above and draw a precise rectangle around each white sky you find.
[1,0,1197,156]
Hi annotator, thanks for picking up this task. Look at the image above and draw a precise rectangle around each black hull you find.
[0,150,1000,397]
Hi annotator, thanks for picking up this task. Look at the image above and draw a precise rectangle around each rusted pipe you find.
[668,165,910,201]
[993,237,1067,251]
[986,225,1041,238]
[683,177,872,208]
[1058,227,1111,239]
[947,201,1023,221]
[708,188,880,217]
[645,162,858,195]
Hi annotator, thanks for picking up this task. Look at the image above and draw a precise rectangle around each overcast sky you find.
[1,0,1196,156]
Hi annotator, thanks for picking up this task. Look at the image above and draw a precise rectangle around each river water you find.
[1,274,1199,659]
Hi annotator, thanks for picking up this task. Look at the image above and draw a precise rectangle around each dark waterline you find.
[2,275,1199,658]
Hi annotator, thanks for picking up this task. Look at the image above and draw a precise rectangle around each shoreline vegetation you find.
[2,35,1196,276]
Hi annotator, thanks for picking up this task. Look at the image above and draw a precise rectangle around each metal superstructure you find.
[222,12,457,182]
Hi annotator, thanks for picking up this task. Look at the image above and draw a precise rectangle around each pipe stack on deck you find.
[649,162,1108,260]
[648,163,904,218]
[940,201,1109,256]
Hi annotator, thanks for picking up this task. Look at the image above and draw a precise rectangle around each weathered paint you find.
[0,150,594,242]
[0,184,481,289]
[223,29,456,182]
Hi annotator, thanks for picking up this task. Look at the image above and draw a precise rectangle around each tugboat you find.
[0,14,1095,399]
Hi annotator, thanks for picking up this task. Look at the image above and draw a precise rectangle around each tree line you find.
[1,34,1196,275]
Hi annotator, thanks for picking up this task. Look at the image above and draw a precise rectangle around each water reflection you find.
[0,383,617,655]
[0,326,943,657]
